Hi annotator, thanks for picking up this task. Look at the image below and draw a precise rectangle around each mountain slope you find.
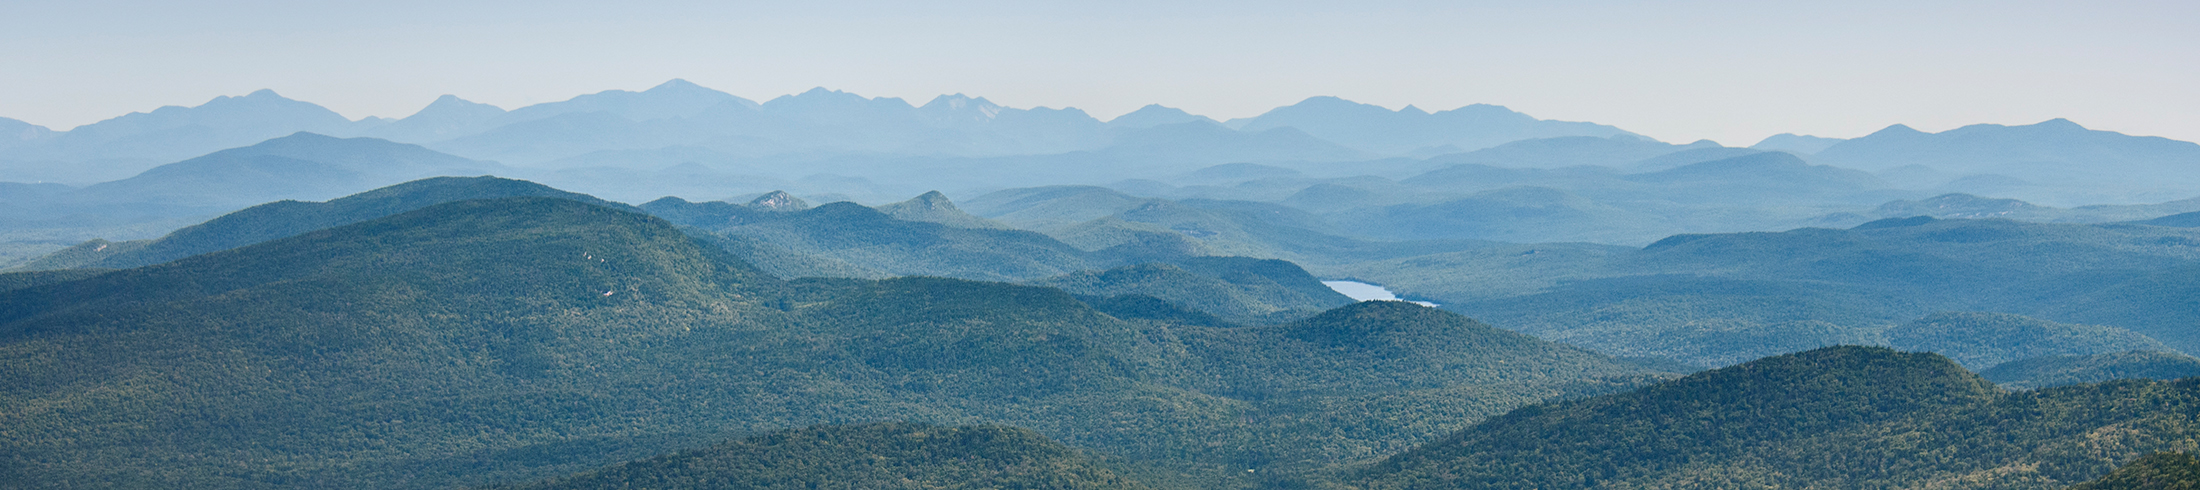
[876,191,1012,229]
[65,132,503,209]
[0,194,1666,489]
[489,78,752,127]
[1887,312,2176,369]
[1353,346,1998,488]
[1749,133,1845,154]
[2068,452,2200,490]
[1029,258,1353,324]
[69,176,626,269]
[645,198,1107,282]
[1349,216,2200,366]
[1980,351,2200,390]
[1345,346,2200,489]
[361,94,507,143]
[0,197,783,488]
[1107,105,1217,129]
[4,90,364,181]
[489,423,1149,490]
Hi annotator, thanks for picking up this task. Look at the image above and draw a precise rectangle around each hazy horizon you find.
[4,0,2196,146]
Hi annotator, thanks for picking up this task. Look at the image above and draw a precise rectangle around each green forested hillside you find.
[877,190,1015,229]
[2068,452,2200,490]
[1332,216,2200,366]
[1889,312,2176,369]
[33,176,630,270]
[3,238,147,271]
[0,196,1660,489]
[1982,351,2200,390]
[644,194,1356,322]
[2031,263,2200,352]
[1030,257,1353,324]
[1342,346,2200,490]
[488,423,1149,490]
[0,269,110,292]
[644,196,1106,282]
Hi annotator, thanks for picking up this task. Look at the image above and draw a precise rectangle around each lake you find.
[1321,280,1439,307]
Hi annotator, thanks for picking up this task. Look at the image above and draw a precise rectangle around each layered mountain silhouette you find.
[358,94,508,143]
[0,81,1677,192]
[1,90,370,182]
[1813,119,2200,203]
[50,133,502,214]
[1227,97,1642,154]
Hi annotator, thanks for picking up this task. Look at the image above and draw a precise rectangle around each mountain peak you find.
[924,93,998,109]
[875,190,1011,230]
[246,88,282,98]
[1751,133,1847,155]
[2033,117,2085,130]
[417,94,501,112]
[1106,104,1217,128]
[1871,123,1926,136]
[1285,95,1372,110]
[648,78,707,92]
[746,190,811,212]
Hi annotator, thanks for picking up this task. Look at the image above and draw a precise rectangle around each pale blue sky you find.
[3,0,2195,145]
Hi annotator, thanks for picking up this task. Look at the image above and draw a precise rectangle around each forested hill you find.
[0,195,1664,489]
[1343,215,2200,367]
[1341,346,2200,489]
[645,193,1355,322]
[14,176,629,271]
[486,422,1150,490]
[2068,452,2200,490]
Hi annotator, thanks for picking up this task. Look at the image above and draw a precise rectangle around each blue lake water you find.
[1321,280,1439,307]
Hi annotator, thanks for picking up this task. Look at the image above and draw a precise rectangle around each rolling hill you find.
[1887,312,2175,369]
[487,423,1150,490]
[1341,346,2200,489]
[0,195,1664,489]
[1336,216,2200,366]
[22,176,623,270]
[1979,351,2200,390]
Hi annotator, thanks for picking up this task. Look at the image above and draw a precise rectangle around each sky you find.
[2,0,2195,146]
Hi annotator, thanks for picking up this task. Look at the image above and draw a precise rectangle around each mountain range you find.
[0,80,1639,185]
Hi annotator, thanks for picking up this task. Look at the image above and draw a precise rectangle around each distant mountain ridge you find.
[57,133,503,211]
[1812,119,2200,204]
[1229,97,1646,154]
[0,81,1660,181]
